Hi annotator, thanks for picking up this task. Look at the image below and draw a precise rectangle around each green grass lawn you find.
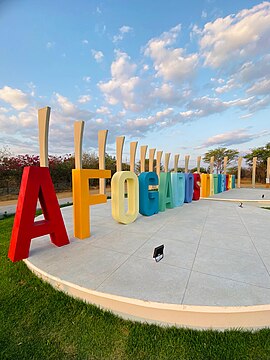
[1,214,270,359]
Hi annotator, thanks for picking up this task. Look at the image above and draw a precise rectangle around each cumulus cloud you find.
[113,25,133,43]
[98,51,149,111]
[96,106,110,115]
[199,2,270,68]
[126,108,175,135]
[91,49,104,62]
[145,24,198,84]
[78,95,91,103]
[198,128,270,148]
[54,93,93,120]
[184,95,254,119]
[247,78,270,96]
[0,86,30,110]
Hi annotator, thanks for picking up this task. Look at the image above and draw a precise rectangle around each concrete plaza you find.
[25,188,270,309]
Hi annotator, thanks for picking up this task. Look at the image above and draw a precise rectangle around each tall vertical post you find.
[165,153,171,173]
[140,145,148,173]
[237,157,242,188]
[224,156,228,174]
[156,151,163,177]
[130,141,138,173]
[252,157,257,188]
[98,130,108,194]
[38,107,50,167]
[149,148,156,172]
[197,156,201,173]
[267,157,270,188]
[210,156,214,174]
[185,155,190,173]
[116,136,125,172]
[174,154,179,172]
[74,121,85,170]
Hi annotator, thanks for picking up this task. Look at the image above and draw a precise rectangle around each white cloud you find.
[96,106,110,115]
[113,25,133,43]
[239,113,253,119]
[145,24,198,84]
[152,83,185,105]
[247,77,270,96]
[201,10,207,18]
[199,2,270,68]
[83,76,91,82]
[55,93,76,114]
[215,79,236,94]
[0,86,29,110]
[54,92,93,120]
[91,49,104,63]
[143,64,149,71]
[46,41,55,49]
[82,39,89,44]
[198,128,270,148]
[78,95,91,103]
[0,106,9,113]
[98,51,148,111]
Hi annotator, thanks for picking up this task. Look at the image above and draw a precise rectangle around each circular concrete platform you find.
[25,189,270,330]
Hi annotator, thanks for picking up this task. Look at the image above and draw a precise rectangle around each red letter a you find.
[8,167,70,262]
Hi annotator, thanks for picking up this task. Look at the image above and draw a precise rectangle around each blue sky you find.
[0,0,270,168]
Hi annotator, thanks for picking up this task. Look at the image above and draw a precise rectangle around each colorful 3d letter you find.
[226,174,229,190]
[185,173,194,203]
[171,172,185,206]
[218,174,222,193]
[228,175,232,189]
[159,172,173,212]
[201,174,210,197]
[222,174,226,192]
[72,169,111,239]
[8,167,69,262]
[138,172,159,216]
[192,173,201,201]
[213,174,218,194]
[111,171,139,224]
[232,175,236,188]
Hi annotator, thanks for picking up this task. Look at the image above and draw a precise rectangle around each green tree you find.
[244,143,270,183]
[203,147,239,174]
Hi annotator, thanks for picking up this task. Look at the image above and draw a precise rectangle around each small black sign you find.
[153,244,164,262]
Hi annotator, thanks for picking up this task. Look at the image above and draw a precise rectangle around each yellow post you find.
[38,107,50,167]
[210,156,214,174]
[237,157,242,188]
[156,151,163,177]
[174,154,179,173]
[116,136,125,172]
[149,148,156,172]
[98,130,108,194]
[140,145,148,173]
[165,153,171,173]
[185,155,190,173]
[252,157,257,188]
[74,121,85,170]
[130,141,138,173]
[224,156,228,174]
[197,156,201,173]
[267,157,270,188]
